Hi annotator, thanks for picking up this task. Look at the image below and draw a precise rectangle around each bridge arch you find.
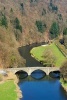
[31,69,46,79]
[30,69,46,75]
[49,70,60,78]
[15,70,28,78]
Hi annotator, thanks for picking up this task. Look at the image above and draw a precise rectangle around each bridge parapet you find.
[5,67,60,75]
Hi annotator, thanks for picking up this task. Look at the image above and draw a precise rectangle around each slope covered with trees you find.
[0,0,67,68]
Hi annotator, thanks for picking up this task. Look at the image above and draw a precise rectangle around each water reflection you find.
[31,70,46,79]
[19,76,67,100]
[19,76,58,82]
[15,71,28,79]
[49,71,60,78]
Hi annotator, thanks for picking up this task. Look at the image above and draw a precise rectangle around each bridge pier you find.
[28,68,32,75]
[46,67,50,75]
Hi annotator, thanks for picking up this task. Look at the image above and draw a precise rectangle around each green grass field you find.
[0,80,17,100]
[30,43,66,67]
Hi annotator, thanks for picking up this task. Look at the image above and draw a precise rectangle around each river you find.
[18,42,45,67]
[18,43,67,100]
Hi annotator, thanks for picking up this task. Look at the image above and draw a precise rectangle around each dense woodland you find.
[0,0,67,68]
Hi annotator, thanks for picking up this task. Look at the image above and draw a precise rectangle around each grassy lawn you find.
[30,43,66,67]
[0,80,17,100]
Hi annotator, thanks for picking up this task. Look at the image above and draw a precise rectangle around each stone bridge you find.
[6,67,60,75]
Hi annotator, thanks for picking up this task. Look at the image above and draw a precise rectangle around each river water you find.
[18,42,45,67]
[18,43,67,100]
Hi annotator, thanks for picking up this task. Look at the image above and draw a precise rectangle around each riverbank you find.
[60,79,67,92]
[0,72,22,100]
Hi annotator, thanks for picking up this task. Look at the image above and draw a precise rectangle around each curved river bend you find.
[18,43,67,100]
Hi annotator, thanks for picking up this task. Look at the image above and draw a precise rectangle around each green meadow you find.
[0,80,17,100]
[30,43,66,67]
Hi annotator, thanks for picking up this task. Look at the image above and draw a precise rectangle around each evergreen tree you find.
[1,15,8,28]
[50,22,59,38]
[14,17,22,33]
[36,20,46,33]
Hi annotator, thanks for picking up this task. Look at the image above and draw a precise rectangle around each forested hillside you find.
[0,0,67,68]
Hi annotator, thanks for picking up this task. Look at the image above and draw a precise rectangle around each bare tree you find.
[42,48,56,67]
[60,60,67,82]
